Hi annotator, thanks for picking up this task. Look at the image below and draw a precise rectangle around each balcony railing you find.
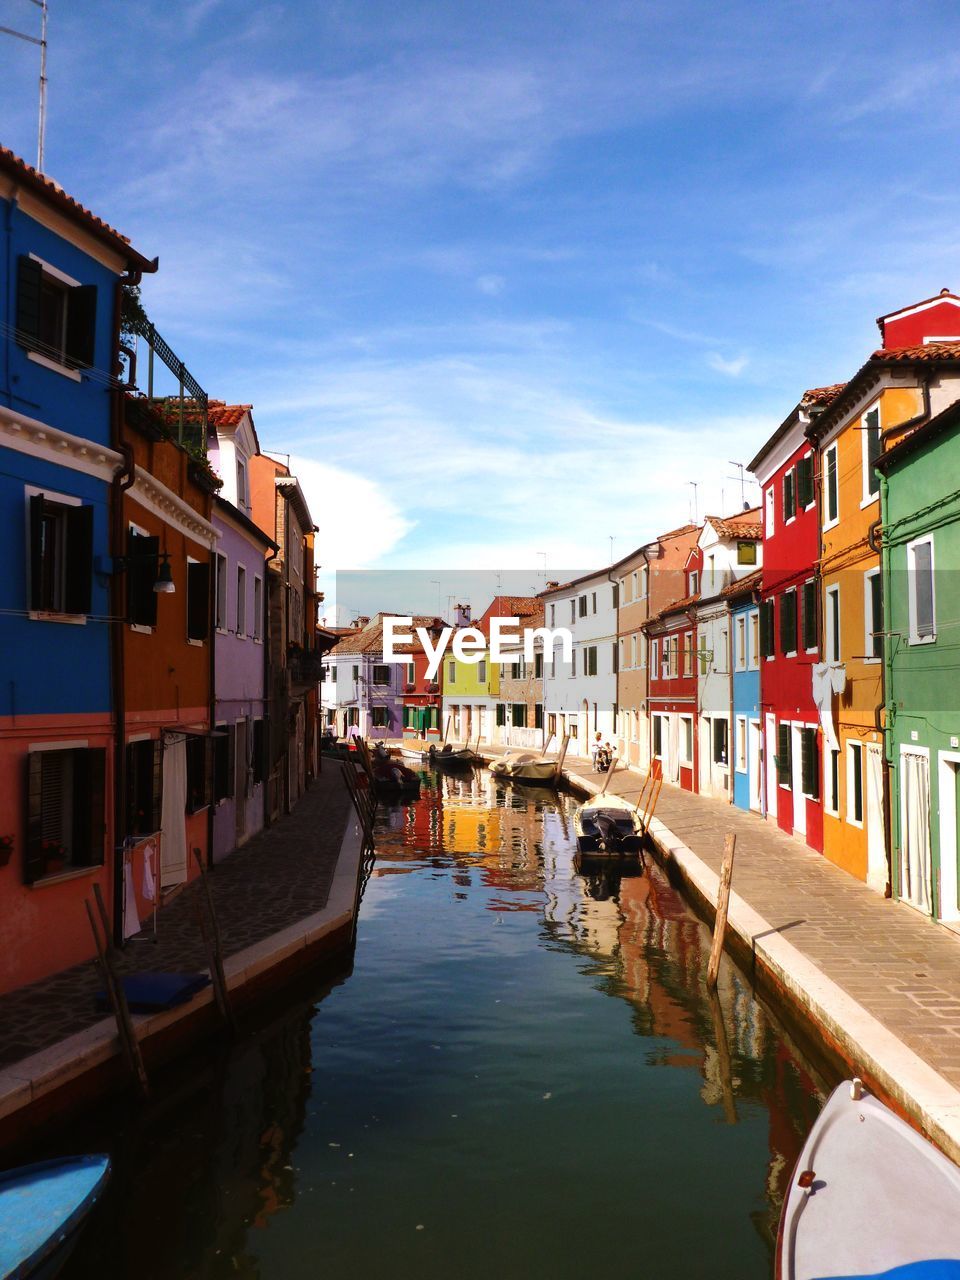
[120,320,209,460]
[289,648,325,689]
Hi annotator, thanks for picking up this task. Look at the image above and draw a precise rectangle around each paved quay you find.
[0,766,361,1141]
[501,746,960,1162]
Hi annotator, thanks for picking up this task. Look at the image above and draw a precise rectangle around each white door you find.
[938,753,960,922]
[900,749,932,913]
[749,720,762,812]
[865,743,885,894]
[160,737,188,888]
[765,714,777,821]
[791,725,806,838]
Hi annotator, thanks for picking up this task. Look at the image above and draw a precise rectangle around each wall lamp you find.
[109,550,177,594]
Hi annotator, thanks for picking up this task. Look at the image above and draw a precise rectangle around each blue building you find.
[0,145,155,993]
[725,571,762,813]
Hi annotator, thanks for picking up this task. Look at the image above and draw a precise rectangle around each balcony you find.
[120,317,210,463]
[288,647,325,691]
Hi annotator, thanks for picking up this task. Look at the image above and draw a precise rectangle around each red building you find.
[876,288,960,348]
[748,384,845,849]
[645,545,701,792]
[400,615,447,740]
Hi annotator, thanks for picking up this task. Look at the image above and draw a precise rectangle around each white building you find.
[320,614,405,740]
[693,512,763,799]
[541,571,619,759]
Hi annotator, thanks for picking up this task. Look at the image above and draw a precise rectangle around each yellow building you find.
[811,337,960,888]
[441,634,500,743]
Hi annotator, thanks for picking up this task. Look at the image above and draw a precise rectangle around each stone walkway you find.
[0,768,353,1071]
[553,752,960,1090]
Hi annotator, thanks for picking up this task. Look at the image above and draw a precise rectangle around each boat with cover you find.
[0,1154,111,1280]
[489,734,570,785]
[777,1078,960,1280]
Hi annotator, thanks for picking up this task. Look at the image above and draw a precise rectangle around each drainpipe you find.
[262,538,281,828]
[206,499,216,870]
[607,563,621,750]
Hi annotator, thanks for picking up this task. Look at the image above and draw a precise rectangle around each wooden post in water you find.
[191,847,235,1033]
[706,833,736,992]
[598,755,619,796]
[539,732,554,759]
[553,733,570,782]
[86,886,150,1098]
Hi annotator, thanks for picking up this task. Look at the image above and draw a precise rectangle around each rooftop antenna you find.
[727,461,746,510]
[0,0,48,172]
[537,551,547,581]
[609,535,615,564]
[688,480,699,524]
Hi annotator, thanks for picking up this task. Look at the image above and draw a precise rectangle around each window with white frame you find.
[847,741,864,826]
[690,569,699,595]
[26,488,93,617]
[253,576,263,640]
[735,716,747,772]
[864,568,881,660]
[631,634,638,668]
[16,254,97,371]
[735,616,746,671]
[826,747,840,816]
[236,455,248,508]
[653,716,664,758]
[824,443,839,526]
[748,609,759,670]
[680,715,693,764]
[862,406,881,502]
[826,584,841,663]
[765,485,774,537]
[236,565,246,636]
[215,553,227,630]
[907,536,936,644]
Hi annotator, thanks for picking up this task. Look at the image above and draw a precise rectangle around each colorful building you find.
[725,571,762,813]
[0,146,156,990]
[541,570,619,758]
[322,614,406,740]
[877,395,960,921]
[749,386,844,848]
[613,541,658,770]
[443,596,539,747]
[494,599,545,750]
[398,616,447,739]
[645,545,701,791]
[808,306,960,889]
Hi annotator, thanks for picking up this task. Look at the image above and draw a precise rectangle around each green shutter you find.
[777,723,792,785]
[64,504,94,615]
[802,581,817,651]
[784,469,796,521]
[28,494,45,611]
[797,455,814,509]
[779,591,797,655]
[16,255,42,346]
[801,728,819,799]
[66,284,97,368]
[759,599,770,657]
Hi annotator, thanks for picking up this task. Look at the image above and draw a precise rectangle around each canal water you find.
[61,768,834,1279]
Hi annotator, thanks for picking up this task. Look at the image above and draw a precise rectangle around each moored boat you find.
[429,742,481,768]
[489,752,559,784]
[0,1154,111,1280]
[573,792,645,856]
[777,1079,960,1280]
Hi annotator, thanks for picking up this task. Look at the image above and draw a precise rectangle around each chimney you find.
[455,602,471,627]
[546,580,559,589]
[356,615,370,628]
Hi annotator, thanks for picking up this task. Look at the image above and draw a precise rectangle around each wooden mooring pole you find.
[86,885,150,1098]
[706,833,737,992]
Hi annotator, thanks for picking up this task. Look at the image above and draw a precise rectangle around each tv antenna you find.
[687,481,699,524]
[0,0,48,172]
[726,460,758,510]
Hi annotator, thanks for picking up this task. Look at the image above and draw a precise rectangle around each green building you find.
[877,398,960,924]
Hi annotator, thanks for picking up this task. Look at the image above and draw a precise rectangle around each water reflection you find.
[59,767,833,1279]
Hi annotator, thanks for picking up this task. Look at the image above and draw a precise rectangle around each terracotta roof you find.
[208,401,253,429]
[474,595,540,637]
[704,509,762,540]
[645,592,701,627]
[330,613,450,656]
[872,341,960,363]
[802,383,846,408]
[0,144,156,272]
[720,568,762,599]
[657,522,700,541]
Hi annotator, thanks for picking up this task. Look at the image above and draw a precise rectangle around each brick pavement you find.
[0,768,353,1071]
[556,752,960,1090]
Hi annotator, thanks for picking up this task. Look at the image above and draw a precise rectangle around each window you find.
[907,536,935,643]
[372,706,389,727]
[406,662,415,685]
[612,642,618,674]
[749,610,759,669]
[252,719,265,785]
[535,703,543,729]
[780,589,797,656]
[777,722,792,786]
[826,748,840,815]
[681,716,693,764]
[765,486,774,538]
[586,646,598,676]
[802,580,817,651]
[373,665,390,685]
[579,595,587,617]
[534,652,543,679]
[632,570,639,598]
[187,559,210,642]
[641,566,649,597]
[512,703,527,727]
[236,566,246,637]
[737,540,757,565]
[496,703,506,727]
[653,716,663,758]
[550,604,556,627]
[591,592,597,613]
[611,583,618,609]
[478,659,487,682]
[27,491,93,617]
[864,569,882,660]
[783,468,796,521]
[800,727,819,799]
[126,525,158,628]
[735,617,746,671]
[25,747,106,883]
[236,456,248,508]
[449,660,456,683]
[847,742,864,825]
[759,599,774,658]
[797,454,815,509]
[735,717,747,772]
[125,739,160,837]
[713,717,729,766]
[253,576,263,641]
[689,570,699,595]
[631,635,638,668]
[669,636,679,678]
[862,406,881,502]
[570,600,576,623]
[826,585,841,663]
[16,254,97,369]
[186,735,208,813]
[215,553,227,630]
[328,665,337,684]
[214,726,235,802]
[824,443,839,525]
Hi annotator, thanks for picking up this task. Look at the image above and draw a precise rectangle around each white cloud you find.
[286,454,413,571]
[476,274,506,296]
[707,352,749,377]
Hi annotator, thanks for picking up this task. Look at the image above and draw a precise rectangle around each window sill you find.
[26,350,83,382]
[29,610,86,626]
[909,635,936,646]
[129,623,153,635]
[30,863,104,889]
[187,638,205,647]
[860,493,880,511]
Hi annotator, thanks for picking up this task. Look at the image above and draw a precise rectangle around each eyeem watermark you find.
[383,616,573,680]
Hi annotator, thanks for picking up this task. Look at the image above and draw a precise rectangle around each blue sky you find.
[4,0,960,619]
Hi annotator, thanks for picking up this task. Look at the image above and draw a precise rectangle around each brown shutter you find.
[16,255,42,346]
[66,284,97,368]
[64,505,94,615]
[127,529,159,627]
[25,752,44,884]
[29,494,45,611]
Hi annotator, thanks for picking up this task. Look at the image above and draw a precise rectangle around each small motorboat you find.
[0,1153,111,1280]
[370,757,421,800]
[489,752,559,785]
[429,739,481,769]
[398,741,432,764]
[574,792,644,856]
[777,1078,960,1280]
